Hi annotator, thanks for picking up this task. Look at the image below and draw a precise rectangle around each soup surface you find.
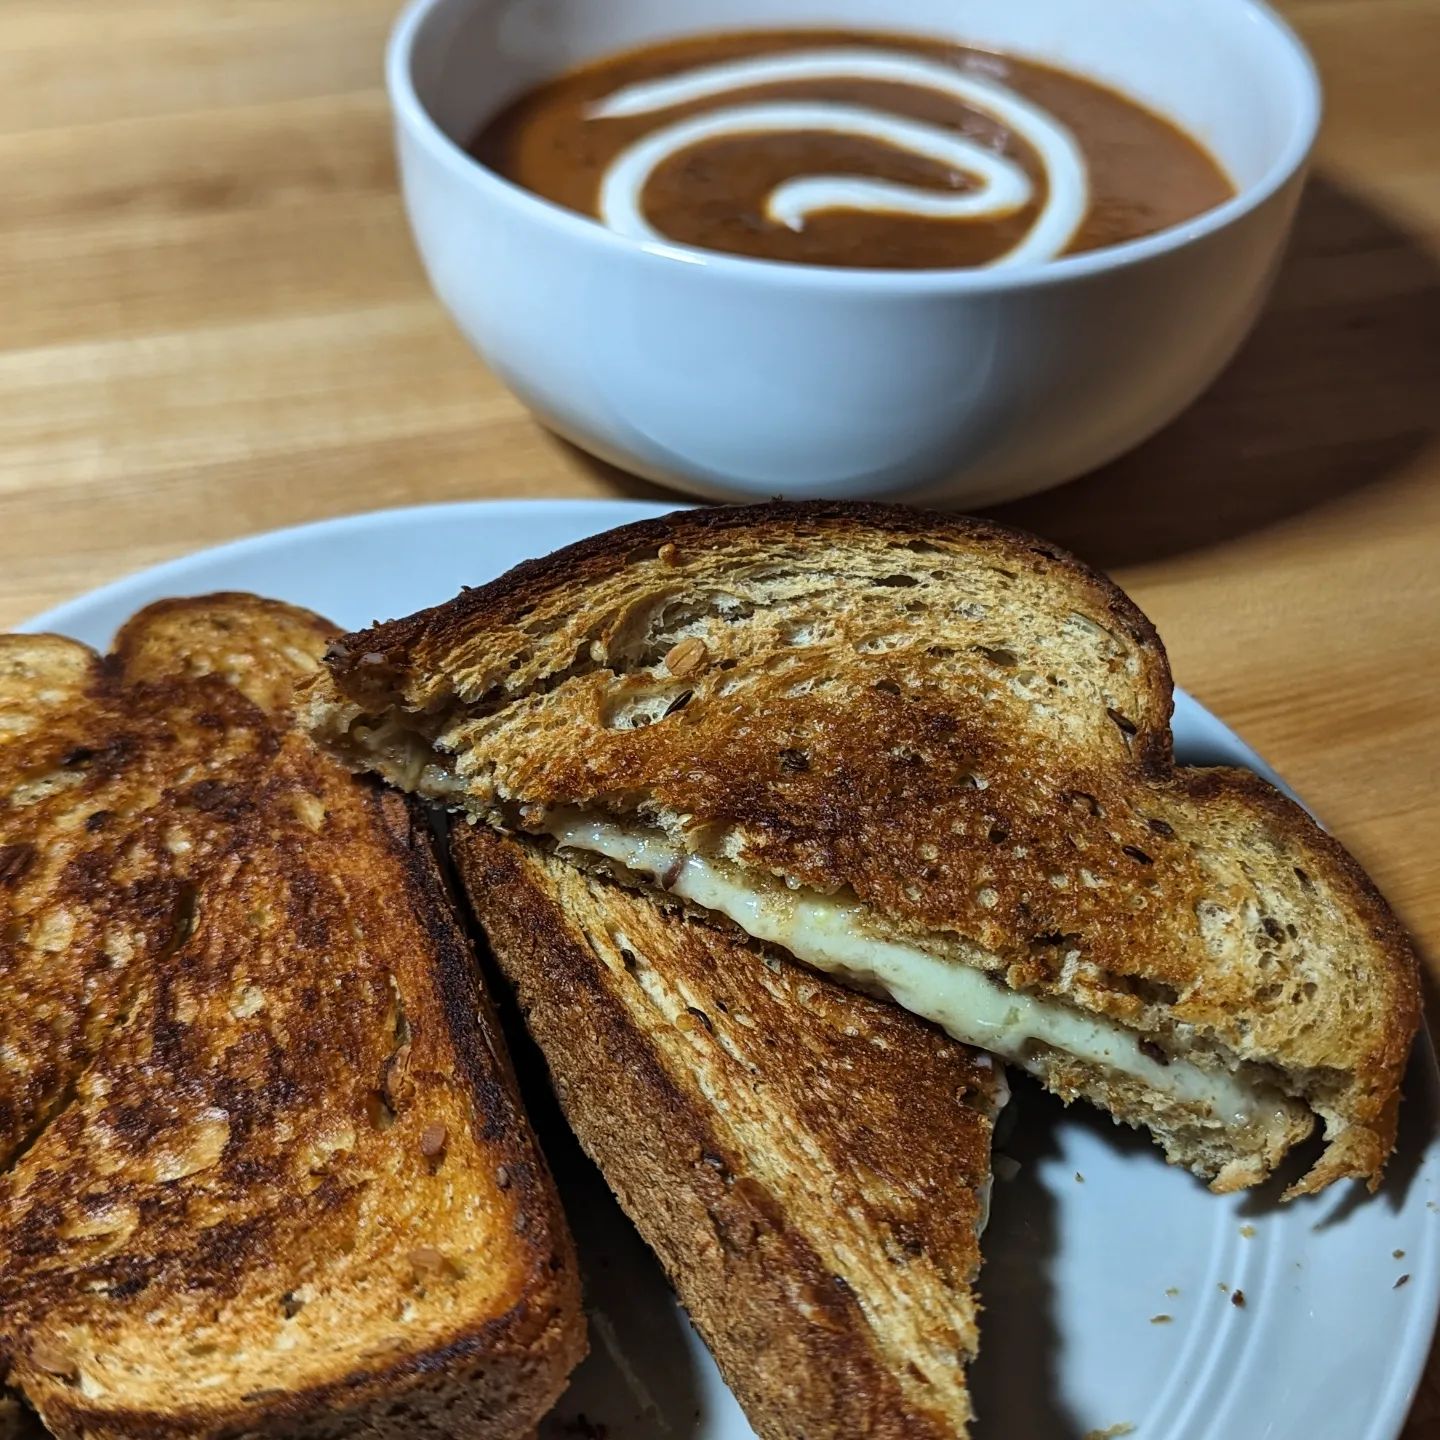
[470,28,1235,271]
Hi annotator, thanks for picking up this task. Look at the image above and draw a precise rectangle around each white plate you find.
[24,499,1440,1440]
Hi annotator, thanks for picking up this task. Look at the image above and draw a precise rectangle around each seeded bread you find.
[306,502,1421,1197]
[456,825,1001,1440]
[0,596,584,1439]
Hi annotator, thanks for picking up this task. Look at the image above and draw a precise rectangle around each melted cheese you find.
[546,814,1275,1128]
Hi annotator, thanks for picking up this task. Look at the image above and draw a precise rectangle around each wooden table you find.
[2,0,1437,1430]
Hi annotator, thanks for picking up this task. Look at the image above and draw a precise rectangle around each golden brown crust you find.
[310,502,1422,1194]
[324,501,1171,746]
[455,824,1000,1440]
[0,596,583,1439]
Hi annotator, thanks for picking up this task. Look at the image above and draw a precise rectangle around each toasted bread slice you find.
[0,596,584,1439]
[307,502,1422,1198]
[455,825,1001,1439]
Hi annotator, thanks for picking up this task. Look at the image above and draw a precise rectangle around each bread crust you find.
[310,502,1422,1194]
[455,824,1000,1440]
[1,595,583,1439]
[323,501,1171,755]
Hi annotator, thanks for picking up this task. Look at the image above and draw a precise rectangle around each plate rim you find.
[19,499,681,637]
[17,496,1440,1440]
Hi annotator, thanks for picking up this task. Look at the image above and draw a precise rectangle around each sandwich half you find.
[0,596,584,1439]
[306,502,1422,1198]
[455,824,1003,1440]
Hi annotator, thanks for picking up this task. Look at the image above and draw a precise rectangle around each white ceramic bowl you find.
[388,0,1321,505]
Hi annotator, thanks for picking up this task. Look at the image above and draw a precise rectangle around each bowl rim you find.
[386,0,1322,293]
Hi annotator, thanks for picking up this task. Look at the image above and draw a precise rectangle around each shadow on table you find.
[985,172,1440,568]
[544,434,679,503]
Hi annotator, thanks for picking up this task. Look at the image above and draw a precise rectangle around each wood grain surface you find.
[1,0,1437,1432]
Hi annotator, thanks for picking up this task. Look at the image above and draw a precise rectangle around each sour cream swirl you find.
[587,48,1090,267]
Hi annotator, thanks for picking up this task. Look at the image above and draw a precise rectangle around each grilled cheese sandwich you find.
[456,825,1003,1439]
[307,499,1420,1196]
[544,810,1287,1129]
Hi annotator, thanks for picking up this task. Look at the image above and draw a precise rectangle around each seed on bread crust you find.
[664,638,708,678]
[408,1246,459,1279]
[381,1042,413,1109]
[0,841,35,886]
[30,1338,78,1380]
[420,1122,448,1160]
